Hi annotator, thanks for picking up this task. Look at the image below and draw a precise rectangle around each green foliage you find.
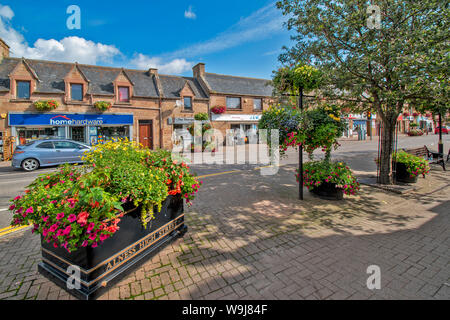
[392,151,430,178]
[300,161,360,196]
[94,101,112,112]
[272,63,322,95]
[10,140,202,252]
[194,113,209,121]
[33,100,59,111]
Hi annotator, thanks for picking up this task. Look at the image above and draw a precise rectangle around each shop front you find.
[211,114,261,145]
[8,113,133,146]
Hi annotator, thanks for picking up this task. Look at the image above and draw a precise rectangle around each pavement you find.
[0,134,449,300]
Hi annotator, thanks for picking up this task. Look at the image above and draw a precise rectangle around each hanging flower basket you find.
[33,100,59,111]
[93,101,112,112]
[403,112,410,117]
[211,106,226,114]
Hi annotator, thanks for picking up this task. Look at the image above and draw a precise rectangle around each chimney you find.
[0,38,10,62]
[148,68,158,76]
[193,63,205,78]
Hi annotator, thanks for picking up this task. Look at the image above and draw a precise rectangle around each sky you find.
[0,0,293,79]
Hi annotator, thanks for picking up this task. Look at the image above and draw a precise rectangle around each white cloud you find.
[0,4,119,65]
[167,2,285,59]
[184,6,196,20]
[130,53,192,74]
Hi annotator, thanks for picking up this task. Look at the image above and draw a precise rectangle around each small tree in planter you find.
[33,100,59,111]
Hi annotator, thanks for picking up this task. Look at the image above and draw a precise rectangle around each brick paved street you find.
[0,164,449,300]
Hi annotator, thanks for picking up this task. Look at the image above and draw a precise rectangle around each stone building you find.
[0,38,273,159]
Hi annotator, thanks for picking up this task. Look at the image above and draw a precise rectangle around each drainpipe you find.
[159,96,163,149]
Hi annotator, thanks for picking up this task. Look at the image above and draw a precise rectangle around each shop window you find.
[184,97,192,110]
[71,84,83,101]
[226,97,241,109]
[118,86,130,102]
[17,81,31,99]
[253,98,262,110]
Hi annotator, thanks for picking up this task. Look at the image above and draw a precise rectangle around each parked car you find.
[12,139,91,171]
[434,126,449,134]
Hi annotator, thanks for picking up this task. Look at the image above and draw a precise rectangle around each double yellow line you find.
[0,224,31,238]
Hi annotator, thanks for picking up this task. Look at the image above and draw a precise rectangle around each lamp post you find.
[438,112,443,155]
[298,87,304,200]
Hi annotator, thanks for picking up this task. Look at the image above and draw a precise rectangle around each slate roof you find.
[159,75,208,99]
[0,57,273,98]
[0,57,160,98]
[204,73,273,97]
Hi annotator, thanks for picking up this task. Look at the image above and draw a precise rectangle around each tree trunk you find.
[379,117,396,184]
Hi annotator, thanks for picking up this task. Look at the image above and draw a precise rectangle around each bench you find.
[403,146,446,171]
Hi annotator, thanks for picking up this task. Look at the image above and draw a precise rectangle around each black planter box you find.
[393,161,418,183]
[38,195,187,300]
[310,182,344,200]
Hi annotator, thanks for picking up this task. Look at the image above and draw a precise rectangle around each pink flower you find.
[14,195,21,201]
[89,233,97,241]
[99,233,109,241]
[9,204,15,210]
[56,229,64,236]
[63,225,71,236]
[26,207,34,214]
[77,211,89,226]
[68,214,77,223]
[53,243,59,248]
[49,224,58,232]
[50,200,57,204]
[91,242,98,248]
[43,228,49,236]
[87,222,95,232]
[82,240,89,247]
[42,216,49,222]
[56,212,64,220]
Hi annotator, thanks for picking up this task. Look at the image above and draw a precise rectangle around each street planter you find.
[393,161,418,183]
[38,195,187,300]
[309,181,344,200]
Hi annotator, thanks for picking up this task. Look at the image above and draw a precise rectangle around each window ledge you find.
[181,110,194,113]
[115,102,131,106]
[66,101,86,105]
[10,99,32,103]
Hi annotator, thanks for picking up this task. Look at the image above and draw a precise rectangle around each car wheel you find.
[21,158,39,171]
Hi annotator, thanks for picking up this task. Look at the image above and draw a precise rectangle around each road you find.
[0,133,448,229]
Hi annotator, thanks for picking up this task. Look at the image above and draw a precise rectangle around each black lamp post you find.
[438,112,443,155]
[298,87,304,200]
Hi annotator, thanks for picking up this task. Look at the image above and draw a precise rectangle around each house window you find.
[184,97,192,110]
[226,97,241,109]
[118,86,130,102]
[253,98,262,110]
[71,84,83,101]
[17,81,30,99]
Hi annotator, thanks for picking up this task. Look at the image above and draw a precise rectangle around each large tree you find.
[276,0,449,184]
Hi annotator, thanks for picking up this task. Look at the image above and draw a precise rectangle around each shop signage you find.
[173,117,195,125]
[8,113,133,126]
[211,114,261,122]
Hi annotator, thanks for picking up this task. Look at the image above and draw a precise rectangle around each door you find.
[70,127,85,143]
[139,120,153,149]
[53,141,81,163]
[34,141,56,165]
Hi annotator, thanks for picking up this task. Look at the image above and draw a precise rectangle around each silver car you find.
[12,139,91,171]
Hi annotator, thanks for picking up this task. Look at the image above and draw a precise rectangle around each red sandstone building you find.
[0,38,273,159]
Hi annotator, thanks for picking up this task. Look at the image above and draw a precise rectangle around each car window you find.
[36,142,54,149]
[54,141,78,149]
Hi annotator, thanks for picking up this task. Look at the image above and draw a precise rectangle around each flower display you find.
[211,106,226,114]
[9,139,201,253]
[33,100,59,111]
[392,151,430,178]
[299,161,360,195]
[93,101,112,112]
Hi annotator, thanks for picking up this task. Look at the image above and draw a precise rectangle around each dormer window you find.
[183,97,192,110]
[70,84,83,101]
[118,86,130,102]
[17,81,31,99]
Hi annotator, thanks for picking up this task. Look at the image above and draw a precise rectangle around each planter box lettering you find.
[38,195,186,300]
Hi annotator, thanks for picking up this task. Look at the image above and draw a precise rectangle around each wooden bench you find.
[403,146,446,171]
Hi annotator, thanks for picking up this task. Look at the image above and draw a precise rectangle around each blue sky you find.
[0,0,293,79]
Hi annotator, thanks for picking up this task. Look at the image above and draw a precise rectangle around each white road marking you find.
[0,208,8,212]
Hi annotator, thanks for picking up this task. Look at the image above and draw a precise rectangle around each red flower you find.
[77,211,89,226]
